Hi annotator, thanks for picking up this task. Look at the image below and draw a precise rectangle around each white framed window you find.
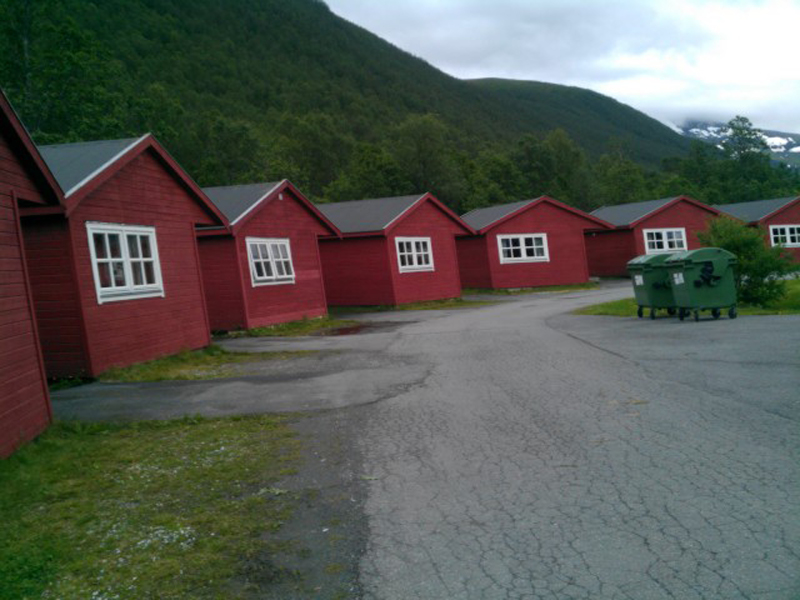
[497,234,550,264]
[769,225,800,248]
[246,237,295,286]
[643,228,687,254]
[86,222,164,304]
[395,237,434,273]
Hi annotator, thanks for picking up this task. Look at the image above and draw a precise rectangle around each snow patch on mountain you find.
[675,119,800,166]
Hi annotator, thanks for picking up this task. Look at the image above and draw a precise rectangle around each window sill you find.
[398,267,435,274]
[499,258,550,264]
[97,290,165,305]
[252,278,296,287]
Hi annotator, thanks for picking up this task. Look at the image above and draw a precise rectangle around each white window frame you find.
[643,227,687,254]
[497,233,550,264]
[769,224,800,248]
[395,236,434,273]
[86,222,164,304]
[245,237,296,286]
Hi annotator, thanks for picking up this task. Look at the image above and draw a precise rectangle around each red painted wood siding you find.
[20,216,88,377]
[235,190,329,327]
[632,200,717,256]
[456,235,493,289]
[389,200,463,304]
[585,229,636,277]
[762,201,800,262]
[0,126,51,456]
[319,236,396,306]
[198,236,246,331]
[25,149,217,377]
[485,202,593,288]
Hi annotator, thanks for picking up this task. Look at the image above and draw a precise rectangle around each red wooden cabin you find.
[1,91,61,456]
[717,196,800,262]
[585,195,722,277]
[458,196,612,289]
[20,135,226,378]
[317,193,474,306]
[197,180,340,331]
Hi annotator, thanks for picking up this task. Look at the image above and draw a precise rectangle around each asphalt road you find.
[52,284,800,598]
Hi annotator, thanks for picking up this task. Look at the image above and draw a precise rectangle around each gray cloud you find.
[326,0,800,132]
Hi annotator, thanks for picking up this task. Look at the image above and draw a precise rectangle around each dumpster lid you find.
[667,247,736,264]
[627,253,674,267]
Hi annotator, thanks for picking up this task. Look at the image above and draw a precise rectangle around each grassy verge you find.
[574,279,800,317]
[463,282,599,295]
[223,316,360,338]
[98,345,311,383]
[0,415,303,599]
[330,297,495,314]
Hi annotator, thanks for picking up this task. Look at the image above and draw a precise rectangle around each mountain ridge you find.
[0,0,690,187]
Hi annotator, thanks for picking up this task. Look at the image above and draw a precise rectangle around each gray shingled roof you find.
[461,198,539,231]
[203,182,282,223]
[316,194,424,233]
[591,197,678,227]
[715,196,798,223]
[38,137,144,196]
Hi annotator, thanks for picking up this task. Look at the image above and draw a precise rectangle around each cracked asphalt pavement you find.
[52,283,800,598]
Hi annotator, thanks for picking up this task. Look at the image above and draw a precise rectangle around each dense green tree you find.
[722,116,769,160]
[698,217,797,306]
[323,144,412,202]
[390,114,465,208]
[592,146,649,207]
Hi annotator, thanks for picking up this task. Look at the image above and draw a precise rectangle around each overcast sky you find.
[325,0,800,133]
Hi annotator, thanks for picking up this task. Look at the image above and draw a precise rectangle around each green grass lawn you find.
[223,316,360,338]
[574,279,800,317]
[463,282,599,295]
[98,345,312,383]
[0,415,303,599]
[330,297,495,314]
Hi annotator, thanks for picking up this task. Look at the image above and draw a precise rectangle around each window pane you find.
[259,244,270,259]
[283,260,294,276]
[501,239,511,249]
[128,235,140,258]
[93,233,107,259]
[270,243,282,259]
[250,244,260,260]
[112,262,126,286]
[255,262,264,278]
[400,254,409,266]
[279,244,289,259]
[108,234,122,258]
[275,261,286,276]
[140,235,152,258]
[98,263,112,288]
[415,241,424,253]
[132,262,144,285]
[143,261,155,284]
[263,261,273,277]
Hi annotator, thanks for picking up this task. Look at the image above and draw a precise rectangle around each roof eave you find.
[229,180,342,238]
[385,193,476,236]
[628,195,721,228]
[0,90,64,205]
[759,195,800,223]
[63,135,228,226]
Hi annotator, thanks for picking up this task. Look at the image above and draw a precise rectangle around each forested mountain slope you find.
[0,0,690,204]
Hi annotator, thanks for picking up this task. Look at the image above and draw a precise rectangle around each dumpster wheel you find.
[711,308,721,319]
[693,310,700,322]
[678,308,686,321]
[637,306,644,319]
[650,308,656,320]
[729,306,737,319]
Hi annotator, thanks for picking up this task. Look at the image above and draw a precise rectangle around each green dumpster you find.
[627,253,677,319]
[665,248,738,321]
